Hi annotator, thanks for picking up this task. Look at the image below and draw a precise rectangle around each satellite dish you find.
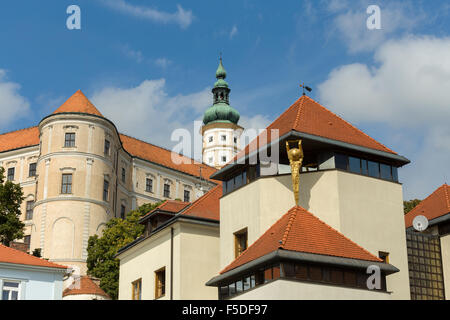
[413,215,429,232]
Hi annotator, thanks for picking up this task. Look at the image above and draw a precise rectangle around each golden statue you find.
[286,140,304,206]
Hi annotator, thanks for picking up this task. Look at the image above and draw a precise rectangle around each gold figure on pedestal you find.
[286,140,304,206]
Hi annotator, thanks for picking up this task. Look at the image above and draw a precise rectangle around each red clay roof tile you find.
[181,184,222,221]
[221,206,382,274]
[0,244,67,269]
[405,184,450,228]
[63,276,110,298]
[53,90,103,117]
[232,95,396,163]
[0,127,39,153]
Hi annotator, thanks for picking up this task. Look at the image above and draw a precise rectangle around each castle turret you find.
[201,58,243,169]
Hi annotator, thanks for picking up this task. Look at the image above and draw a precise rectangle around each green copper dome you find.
[203,58,240,126]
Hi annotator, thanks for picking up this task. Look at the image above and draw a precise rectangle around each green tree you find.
[87,201,162,299]
[0,167,25,246]
[404,199,422,214]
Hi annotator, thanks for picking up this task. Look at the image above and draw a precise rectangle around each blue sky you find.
[0,0,449,200]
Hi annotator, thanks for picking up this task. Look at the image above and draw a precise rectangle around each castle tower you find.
[32,90,128,275]
[201,58,243,169]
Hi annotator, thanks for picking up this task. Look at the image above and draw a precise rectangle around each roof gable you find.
[0,244,67,269]
[53,90,103,117]
[405,184,450,228]
[63,276,110,298]
[221,206,381,274]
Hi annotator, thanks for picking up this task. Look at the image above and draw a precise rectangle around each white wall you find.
[440,234,450,300]
[0,265,64,300]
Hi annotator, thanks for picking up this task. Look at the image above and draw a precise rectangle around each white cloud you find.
[230,25,238,39]
[0,70,30,128]
[329,1,424,53]
[317,36,450,199]
[102,0,194,29]
[155,58,172,69]
[120,44,144,63]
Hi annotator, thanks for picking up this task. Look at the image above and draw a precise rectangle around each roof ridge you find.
[303,95,396,154]
[0,126,38,136]
[292,96,305,130]
[267,97,303,129]
[281,207,298,247]
[219,210,290,274]
[119,133,215,169]
[299,206,382,262]
[180,184,221,216]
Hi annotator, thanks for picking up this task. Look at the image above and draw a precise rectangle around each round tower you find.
[31,90,125,275]
[202,58,243,169]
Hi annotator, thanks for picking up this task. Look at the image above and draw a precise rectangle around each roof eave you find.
[210,130,410,181]
[206,249,399,287]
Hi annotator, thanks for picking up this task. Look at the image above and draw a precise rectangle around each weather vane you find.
[300,83,312,96]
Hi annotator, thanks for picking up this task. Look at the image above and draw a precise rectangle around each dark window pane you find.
[361,160,368,175]
[380,164,391,180]
[330,269,344,284]
[226,178,234,193]
[283,263,295,277]
[309,266,322,281]
[234,173,243,189]
[184,190,190,202]
[335,154,348,170]
[250,275,256,288]
[236,280,243,293]
[344,271,357,286]
[7,168,15,181]
[29,163,37,177]
[368,161,380,178]
[65,133,76,147]
[392,167,399,182]
[228,283,236,296]
[243,277,251,291]
[273,265,281,279]
[295,265,308,280]
[348,157,361,174]
[219,286,229,299]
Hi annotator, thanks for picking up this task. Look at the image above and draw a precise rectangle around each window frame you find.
[184,190,190,202]
[131,278,142,300]
[234,228,248,258]
[64,132,76,148]
[103,180,109,202]
[61,174,73,194]
[155,267,166,299]
[28,163,37,177]
[1,280,21,300]
[25,201,34,220]
[104,139,110,156]
[7,167,15,181]
[163,183,170,198]
[146,178,153,193]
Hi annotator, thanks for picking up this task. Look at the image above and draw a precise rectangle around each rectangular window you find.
[222,156,227,163]
[2,281,20,300]
[104,139,110,155]
[155,268,166,299]
[379,251,390,264]
[368,161,380,178]
[348,157,361,174]
[103,180,109,201]
[7,168,15,181]
[26,201,34,220]
[361,160,368,175]
[164,184,170,198]
[335,154,348,170]
[120,205,126,219]
[234,228,248,258]
[392,167,399,182]
[131,279,141,300]
[380,164,392,180]
[28,163,37,177]
[61,174,72,194]
[208,136,213,143]
[221,135,226,141]
[146,178,153,192]
[64,133,76,147]
[121,168,126,183]
[184,190,190,202]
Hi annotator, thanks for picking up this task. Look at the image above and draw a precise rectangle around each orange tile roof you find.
[181,184,222,221]
[142,200,190,219]
[63,276,110,298]
[405,184,450,228]
[232,95,396,164]
[53,90,104,117]
[221,206,382,274]
[0,244,67,269]
[120,133,217,182]
[0,126,39,153]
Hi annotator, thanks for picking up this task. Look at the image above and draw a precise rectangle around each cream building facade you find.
[0,90,216,275]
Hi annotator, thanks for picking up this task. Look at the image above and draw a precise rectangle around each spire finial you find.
[216,55,227,80]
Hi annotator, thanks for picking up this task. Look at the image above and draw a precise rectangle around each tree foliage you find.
[404,199,422,214]
[0,167,25,246]
[86,201,162,299]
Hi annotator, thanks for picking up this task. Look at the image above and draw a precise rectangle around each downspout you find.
[170,227,174,300]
